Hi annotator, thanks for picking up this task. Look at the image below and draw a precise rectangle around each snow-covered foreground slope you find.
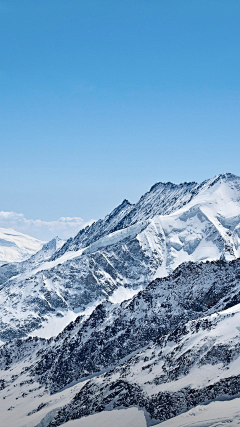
[61,408,147,427]
[157,398,240,427]
[61,400,240,427]
[1,259,240,426]
[0,227,44,263]
[1,173,240,340]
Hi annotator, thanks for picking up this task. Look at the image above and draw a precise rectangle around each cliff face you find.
[1,173,240,341]
[1,258,240,426]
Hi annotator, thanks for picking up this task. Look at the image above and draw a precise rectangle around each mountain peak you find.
[216,172,239,180]
[199,172,240,191]
[41,236,65,251]
[103,198,132,224]
[148,173,240,195]
[149,180,198,193]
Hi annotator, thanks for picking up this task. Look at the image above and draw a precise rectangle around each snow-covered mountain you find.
[1,258,240,426]
[0,227,44,264]
[52,172,240,261]
[1,172,240,427]
[1,173,240,340]
[0,236,65,290]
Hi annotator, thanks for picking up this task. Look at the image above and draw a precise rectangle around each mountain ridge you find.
[1,257,240,426]
[1,173,240,426]
[1,172,240,341]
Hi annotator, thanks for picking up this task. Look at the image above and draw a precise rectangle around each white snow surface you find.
[0,227,44,263]
[61,408,147,427]
[156,398,240,427]
[30,301,100,339]
[109,285,143,303]
[26,173,240,276]
[0,373,88,427]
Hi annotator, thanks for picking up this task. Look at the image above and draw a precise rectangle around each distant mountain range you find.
[1,173,240,427]
[0,227,44,264]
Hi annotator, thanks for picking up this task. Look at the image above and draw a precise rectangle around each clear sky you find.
[1,0,240,239]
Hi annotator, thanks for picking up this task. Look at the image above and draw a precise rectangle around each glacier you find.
[1,173,240,340]
[1,173,240,427]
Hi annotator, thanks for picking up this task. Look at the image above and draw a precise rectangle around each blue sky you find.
[1,0,240,239]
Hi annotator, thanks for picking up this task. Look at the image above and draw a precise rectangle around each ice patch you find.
[30,302,99,339]
[109,286,142,304]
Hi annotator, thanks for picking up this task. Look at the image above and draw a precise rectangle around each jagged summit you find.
[52,172,240,259]
[149,179,198,193]
[28,236,65,264]
[1,172,240,341]
[149,172,239,193]
[40,236,65,252]
[200,171,239,188]
[52,178,203,258]
[110,198,132,211]
[213,171,239,181]
[2,174,240,427]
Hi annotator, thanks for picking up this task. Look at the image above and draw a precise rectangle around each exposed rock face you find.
[28,259,240,393]
[0,236,65,286]
[0,260,240,427]
[46,280,240,426]
[1,258,240,427]
[1,173,240,340]
[48,374,240,427]
[2,174,240,426]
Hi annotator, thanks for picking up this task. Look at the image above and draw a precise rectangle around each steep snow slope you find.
[52,173,240,260]
[27,236,65,265]
[52,180,199,258]
[0,227,44,263]
[61,400,240,427]
[1,173,240,340]
[0,236,65,287]
[1,259,240,426]
[156,398,240,427]
[53,400,240,427]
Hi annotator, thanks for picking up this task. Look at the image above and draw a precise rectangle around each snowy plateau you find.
[1,172,240,426]
[0,227,44,264]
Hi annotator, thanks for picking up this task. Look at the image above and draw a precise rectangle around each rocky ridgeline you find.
[1,173,240,341]
[1,174,240,426]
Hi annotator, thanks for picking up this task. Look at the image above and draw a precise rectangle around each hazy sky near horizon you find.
[1,0,240,239]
